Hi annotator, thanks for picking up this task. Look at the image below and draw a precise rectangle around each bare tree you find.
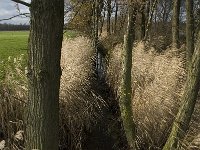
[163,29,200,150]
[119,0,137,149]
[186,0,194,66]
[172,0,181,48]
[156,0,172,24]
[107,0,112,35]
[114,0,119,33]
[136,0,146,40]
[92,0,100,76]
[144,0,158,40]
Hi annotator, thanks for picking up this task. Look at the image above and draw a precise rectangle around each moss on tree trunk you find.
[163,30,200,150]
[172,0,181,48]
[186,0,194,65]
[119,0,137,149]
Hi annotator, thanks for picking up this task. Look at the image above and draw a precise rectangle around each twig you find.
[0,13,30,22]
[11,0,31,7]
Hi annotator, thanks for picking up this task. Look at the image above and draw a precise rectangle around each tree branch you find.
[0,13,30,22]
[11,0,31,7]
[64,1,84,24]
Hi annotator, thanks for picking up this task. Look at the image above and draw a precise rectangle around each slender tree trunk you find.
[141,7,146,39]
[172,0,181,48]
[114,0,118,34]
[107,0,111,35]
[92,0,100,75]
[163,29,200,150]
[162,1,167,26]
[137,2,146,40]
[99,0,104,36]
[119,0,137,149]
[186,0,194,65]
[144,0,158,40]
[154,8,158,36]
[99,10,105,36]
[119,7,129,31]
[144,0,150,38]
[120,14,125,30]
[26,0,64,149]
[145,0,150,24]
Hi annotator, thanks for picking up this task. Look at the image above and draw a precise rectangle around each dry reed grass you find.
[59,36,106,149]
[1,35,200,149]
[107,41,200,149]
[0,55,27,149]
[0,36,106,150]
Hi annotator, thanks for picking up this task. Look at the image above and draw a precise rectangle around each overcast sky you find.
[0,0,30,24]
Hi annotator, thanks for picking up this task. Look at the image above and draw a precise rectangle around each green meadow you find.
[0,30,79,60]
[0,30,79,59]
[0,30,79,81]
[0,31,29,80]
[0,31,29,60]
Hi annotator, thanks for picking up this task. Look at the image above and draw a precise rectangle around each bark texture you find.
[107,0,111,35]
[26,0,64,149]
[144,0,158,40]
[172,0,180,48]
[137,4,146,40]
[186,0,194,64]
[114,0,118,33]
[119,0,136,149]
[92,0,100,75]
[163,30,200,150]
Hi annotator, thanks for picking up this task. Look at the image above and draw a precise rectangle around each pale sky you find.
[0,0,30,24]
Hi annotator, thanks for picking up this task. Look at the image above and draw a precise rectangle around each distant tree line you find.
[0,23,29,31]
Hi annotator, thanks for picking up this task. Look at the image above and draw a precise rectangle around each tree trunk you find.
[186,0,194,65]
[99,10,105,36]
[144,0,158,40]
[172,0,181,48]
[114,0,118,34]
[99,0,105,36]
[163,29,200,150]
[137,2,146,40]
[92,0,100,76]
[107,0,111,35]
[145,0,150,24]
[119,0,137,149]
[141,7,146,40]
[144,0,150,38]
[26,0,64,149]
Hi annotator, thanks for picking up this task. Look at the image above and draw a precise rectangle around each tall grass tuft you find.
[106,41,200,149]
[0,36,106,150]
[59,36,106,149]
[0,55,27,149]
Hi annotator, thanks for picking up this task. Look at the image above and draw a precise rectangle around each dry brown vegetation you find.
[107,41,200,149]
[59,36,106,149]
[0,55,27,149]
[1,35,200,149]
[0,36,106,150]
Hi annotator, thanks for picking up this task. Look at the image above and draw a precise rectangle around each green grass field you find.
[0,30,79,60]
[0,31,29,60]
[0,30,79,81]
[0,31,29,80]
